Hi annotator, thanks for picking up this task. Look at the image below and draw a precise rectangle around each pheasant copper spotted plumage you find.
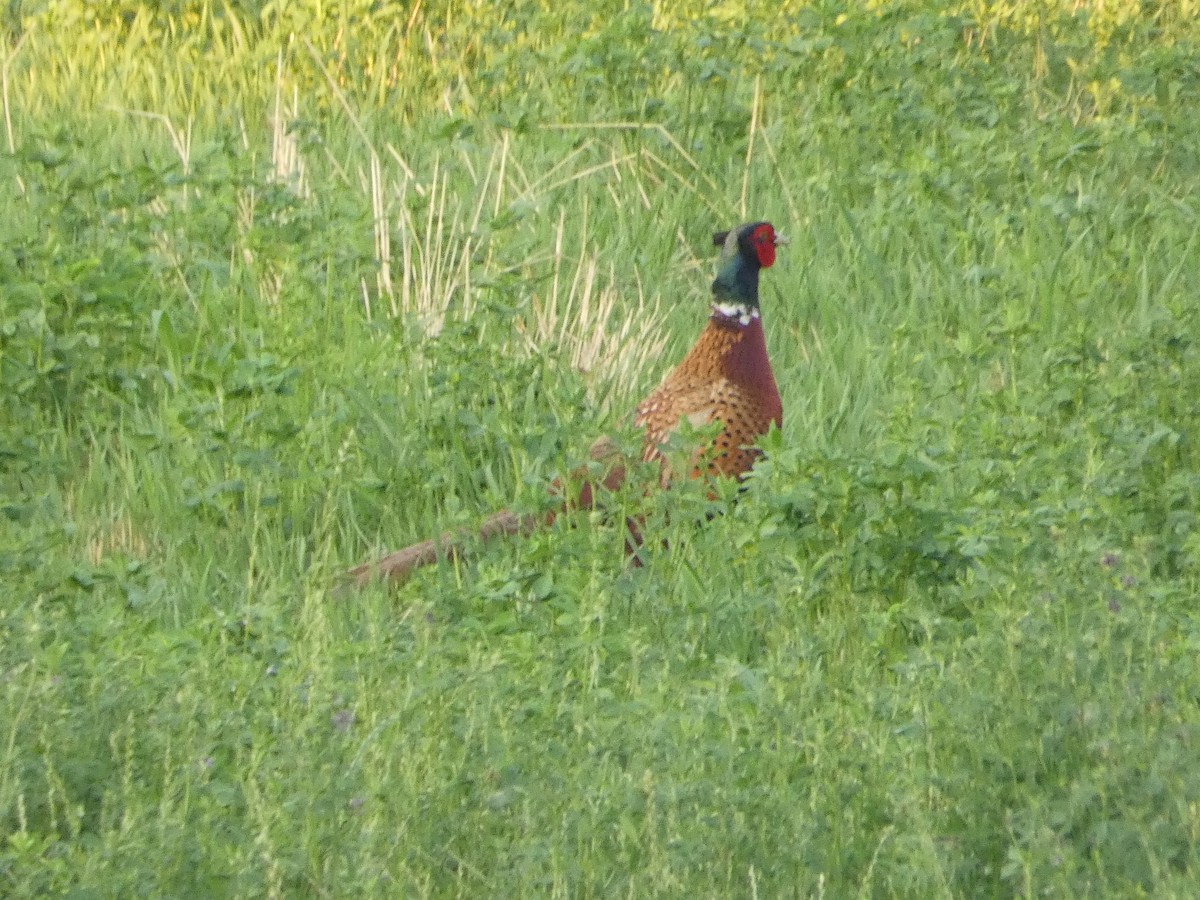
[635,221,783,480]
[348,220,785,587]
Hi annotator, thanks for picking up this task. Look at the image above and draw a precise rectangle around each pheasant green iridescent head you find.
[710,221,782,324]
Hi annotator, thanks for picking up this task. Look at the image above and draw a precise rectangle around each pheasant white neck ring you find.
[712,302,760,326]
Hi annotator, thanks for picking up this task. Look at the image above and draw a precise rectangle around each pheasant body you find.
[635,306,782,480]
[348,220,784,587]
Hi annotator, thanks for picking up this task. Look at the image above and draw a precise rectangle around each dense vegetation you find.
[3,0,1200,895]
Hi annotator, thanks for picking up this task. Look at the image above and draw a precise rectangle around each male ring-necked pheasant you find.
[348,220,783,586]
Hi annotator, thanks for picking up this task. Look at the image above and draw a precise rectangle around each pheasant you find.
[348,220,784,587]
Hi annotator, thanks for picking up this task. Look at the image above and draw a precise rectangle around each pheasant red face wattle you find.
[750,223,777,269]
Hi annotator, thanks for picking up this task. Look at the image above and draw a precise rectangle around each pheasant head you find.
[710,221,782,325]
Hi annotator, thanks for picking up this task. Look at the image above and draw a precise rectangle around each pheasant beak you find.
[773,233,789,247]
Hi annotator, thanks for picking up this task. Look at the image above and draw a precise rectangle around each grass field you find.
[3,0,1200,895]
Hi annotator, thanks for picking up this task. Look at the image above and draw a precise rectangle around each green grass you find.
[3,0,1200,895]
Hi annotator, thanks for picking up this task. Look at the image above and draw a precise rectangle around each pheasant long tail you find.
[348,437,629,587]
[347,508,541,587]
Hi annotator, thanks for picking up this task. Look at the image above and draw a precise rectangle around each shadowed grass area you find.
[3,1,1200,896]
